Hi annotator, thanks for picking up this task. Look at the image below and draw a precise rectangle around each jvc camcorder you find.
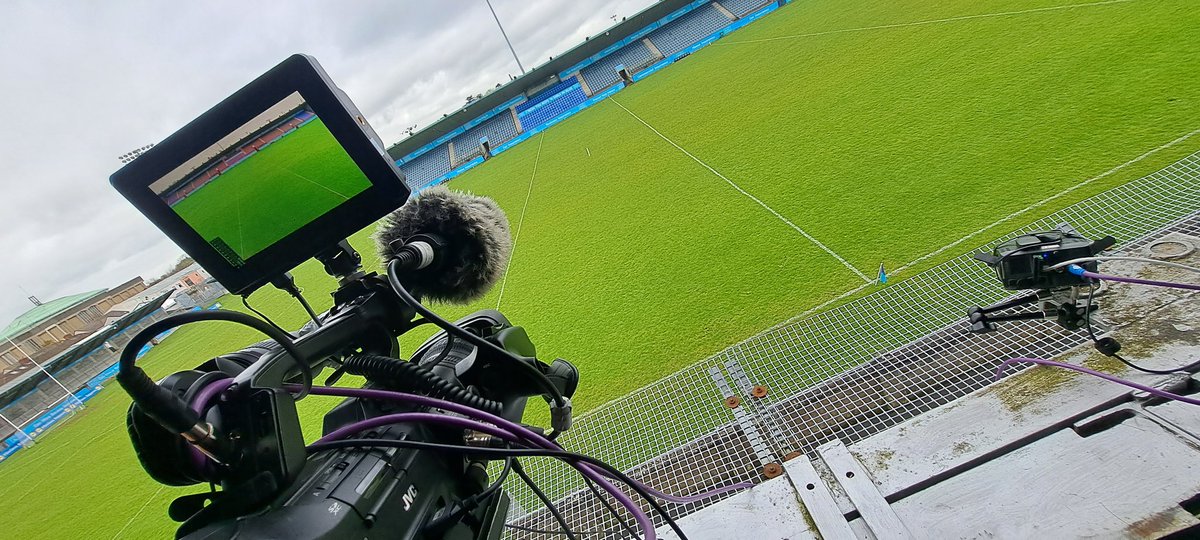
[109,55,579,539]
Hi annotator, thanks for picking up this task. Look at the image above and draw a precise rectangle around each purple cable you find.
[1067,265,1200,292]
[191,377,234,414]
[315,412,514,445]
[995,357,1200,406]
[294,385,752,503]
[292,385,657,539]
[185,376,234,474]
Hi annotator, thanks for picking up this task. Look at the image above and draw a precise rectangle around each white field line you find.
[235,174,245,255]
[719,0,1140,45]
[610,97,872,282]
[567,127,1200,424]
[496,132,546,309]
[284,167,353,200]
[110,485,166,540]
[890,126,1200,276]
[11,423,123,502]
[763,125,1200,331]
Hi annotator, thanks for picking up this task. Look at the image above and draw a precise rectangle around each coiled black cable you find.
[340,354,502,415]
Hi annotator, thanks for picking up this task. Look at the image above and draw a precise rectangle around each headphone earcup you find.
[125,370,229,486]
[126,402,204,486]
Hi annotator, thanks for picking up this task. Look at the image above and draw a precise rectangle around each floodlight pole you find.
[4,336,84,408]
[485,0,526,75]
[0,412,34,446]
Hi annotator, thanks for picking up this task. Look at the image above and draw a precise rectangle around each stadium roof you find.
[0,289,108,343]
[0,291,173,407]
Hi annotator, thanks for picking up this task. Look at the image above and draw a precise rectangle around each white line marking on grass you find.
[110,485,166,540]
[719,0,1139,45]
[11,423,123,502]
[610,97,873,282]
[235,176,245,256]
[890,125,1200,276]
[496,133,546,309]
[768,124,1200,328]
[284,167,352,200]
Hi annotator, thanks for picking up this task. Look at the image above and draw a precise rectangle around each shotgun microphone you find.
[375,186,512,304]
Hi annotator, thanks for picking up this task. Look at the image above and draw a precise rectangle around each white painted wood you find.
[890,414,1200,538]
[783,456,858,540]
[819,440,911,540]
[656,476,816,540]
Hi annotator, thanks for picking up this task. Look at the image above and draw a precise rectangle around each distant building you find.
[176,270,206,290]
[0,278,147,368]
[103,263,226,327]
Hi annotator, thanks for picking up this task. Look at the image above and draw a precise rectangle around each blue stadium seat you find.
[580,40,658,92]
[515,79,579,115]
[450,112,520,164]
[646,4,732,57]
[516,83,588,131]
[399,146,452,189]
[718,0,770,18]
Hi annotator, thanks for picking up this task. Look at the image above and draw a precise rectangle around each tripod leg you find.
[968,292,1049,333]
[974,291,1042,316]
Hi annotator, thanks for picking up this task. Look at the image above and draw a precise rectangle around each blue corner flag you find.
[877,262,888,284]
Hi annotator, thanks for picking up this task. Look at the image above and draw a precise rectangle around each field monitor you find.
[110,54,411,295]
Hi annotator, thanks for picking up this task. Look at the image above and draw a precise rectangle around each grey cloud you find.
[0,0,652,324]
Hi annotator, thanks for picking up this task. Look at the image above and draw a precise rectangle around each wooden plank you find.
[658,476,817,540]
[783,456,857,540]
[818,440,911,540]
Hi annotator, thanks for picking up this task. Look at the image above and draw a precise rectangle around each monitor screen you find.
[150,91,372,266]
[113,54,410,295]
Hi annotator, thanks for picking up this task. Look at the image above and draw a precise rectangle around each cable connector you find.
[463,430,505,448]
[1094,336,1122,357]
[181,422,228,464]
[271,271,322,326]
[550,397,572,433]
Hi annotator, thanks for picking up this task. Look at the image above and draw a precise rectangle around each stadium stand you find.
[399,145,452,189]
[449,112,520,164]
[717,0,772,18]
[646,3,732,57]
[579,40,659,92]
[515,79,579,115]
[517,82,589,131]
[386,0,781,192]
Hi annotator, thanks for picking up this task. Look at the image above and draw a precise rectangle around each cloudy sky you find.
[0,0,653,325]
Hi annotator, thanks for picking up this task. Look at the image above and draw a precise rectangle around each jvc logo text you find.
[402,484,419,511]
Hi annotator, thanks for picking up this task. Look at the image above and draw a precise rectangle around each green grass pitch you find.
[170,117,372,259]
[2,0,1198,536]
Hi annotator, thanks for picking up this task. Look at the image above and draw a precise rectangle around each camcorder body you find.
[158,307,539,539]
[109,55,578,539]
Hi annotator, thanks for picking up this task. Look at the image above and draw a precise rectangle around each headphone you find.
[125,342,277,486]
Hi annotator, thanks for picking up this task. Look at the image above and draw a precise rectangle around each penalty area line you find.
[610,97,873,283]
[718,0,1140,46]
[496,132,546,309]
